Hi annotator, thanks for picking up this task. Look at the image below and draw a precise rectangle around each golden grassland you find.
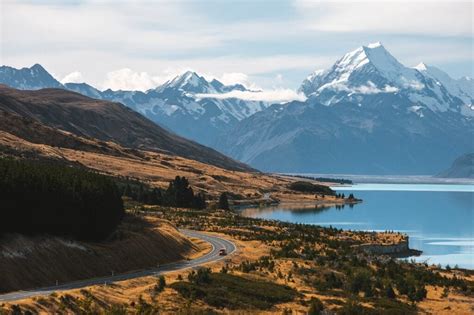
[3,212,473,314]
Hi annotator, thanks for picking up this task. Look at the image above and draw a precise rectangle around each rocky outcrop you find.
[358,238,421,258]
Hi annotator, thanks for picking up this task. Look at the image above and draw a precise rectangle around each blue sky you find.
[1,0,472,94]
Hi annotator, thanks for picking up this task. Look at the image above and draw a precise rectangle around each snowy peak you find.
[414,62,428,71]
[361,42,406,74]
[30,63,47,73]
[333,42,412,86]
[414,62,474,101]
[170,71,206,88]
[158,71,218,94]
[300,42,410,97]
[332,42,403,76]
[157,70,251,95]
[299,42,473,116]
[366,41,383,49]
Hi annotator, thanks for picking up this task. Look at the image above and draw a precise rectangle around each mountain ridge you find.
[0,66,269,146]
[0,85,254,172]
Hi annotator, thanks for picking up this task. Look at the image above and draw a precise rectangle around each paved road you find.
[0,230,236,302]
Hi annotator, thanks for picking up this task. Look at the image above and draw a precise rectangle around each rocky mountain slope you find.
[0,64,63,90]
[217,43,474,174]
[0,85,253,172]
[437,153,474,178]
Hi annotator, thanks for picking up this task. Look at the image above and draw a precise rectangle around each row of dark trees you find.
[0,157,230,241]
[0,158,124,241]
[121,176,206,210]
[288,181,335,195]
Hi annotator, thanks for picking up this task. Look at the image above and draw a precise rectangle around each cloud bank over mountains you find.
[2,0,471,92]
[59,68,304,102]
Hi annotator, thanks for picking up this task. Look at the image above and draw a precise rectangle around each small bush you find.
[171,272,297,310]
[154,275,166,293]
[308,297,324,315]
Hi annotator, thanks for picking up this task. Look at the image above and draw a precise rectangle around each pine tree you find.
[385,285,396,299]
[218,192,230,210]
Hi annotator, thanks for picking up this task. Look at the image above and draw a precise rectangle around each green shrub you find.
[171,272,297,310]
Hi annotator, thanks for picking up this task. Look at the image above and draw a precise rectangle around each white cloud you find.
[219,73,250,87]
[196,89,307,103]
[294,0,472,36]
[61,71,84,84]
[324,81,400,94]
[1,0,471,89]
[102,68,167,91]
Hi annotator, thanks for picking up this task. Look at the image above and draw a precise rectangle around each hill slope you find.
[0,216,197,293]
[0,85,253,172]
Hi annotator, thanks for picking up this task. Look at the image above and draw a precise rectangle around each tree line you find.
[288,181,335,195]
[121,176,206,210]
[0,157,229,241]
[0,158,124,241]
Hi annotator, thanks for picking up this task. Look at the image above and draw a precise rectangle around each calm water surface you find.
[241,183,474,269]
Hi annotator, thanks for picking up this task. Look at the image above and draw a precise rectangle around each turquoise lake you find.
[241,183,474,269]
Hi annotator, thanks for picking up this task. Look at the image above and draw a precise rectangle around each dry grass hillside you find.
[0,216,198,293]
[0,127,344,204]
[4,209,473,314]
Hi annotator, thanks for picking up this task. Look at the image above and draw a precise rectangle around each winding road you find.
[0,229,236,302]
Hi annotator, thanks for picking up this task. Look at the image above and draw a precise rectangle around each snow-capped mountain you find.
[0,64,63,90]
[217,43,474,174]
[300,42,473,115]
[0,65,269,146]
[125,71,268,145]
[150,71,267,122]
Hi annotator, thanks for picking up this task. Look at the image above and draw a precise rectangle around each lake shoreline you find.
[240,182,473,269]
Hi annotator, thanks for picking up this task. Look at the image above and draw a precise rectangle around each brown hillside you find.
[0,85,253,172]
[0,216,197,293]
[0,128,292,200]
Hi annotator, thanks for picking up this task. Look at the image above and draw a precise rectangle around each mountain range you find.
[0,65,268,147]
[1,42,472,174]
[216,43,473,174]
